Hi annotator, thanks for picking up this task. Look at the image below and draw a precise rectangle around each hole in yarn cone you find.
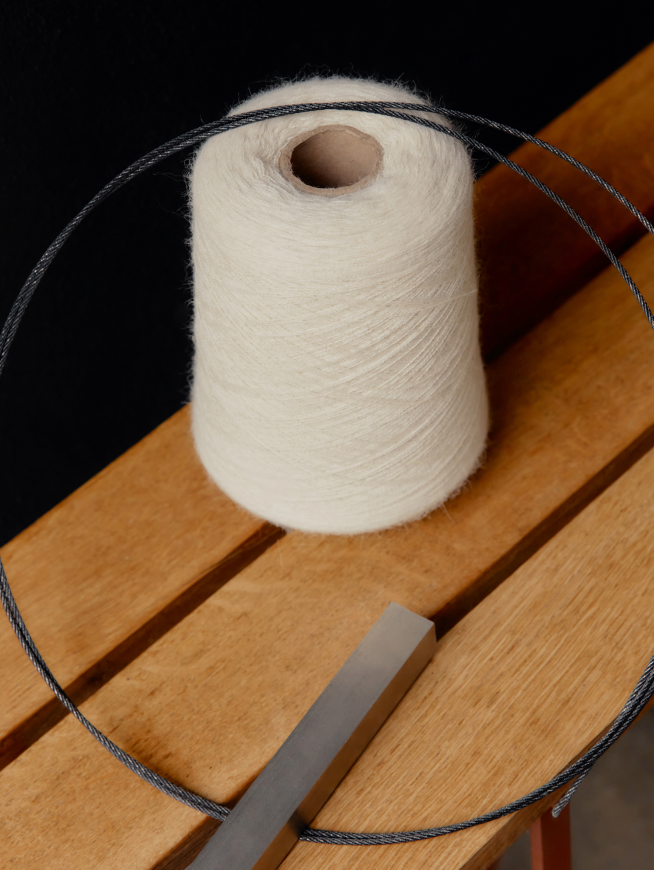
[279,125,383,196]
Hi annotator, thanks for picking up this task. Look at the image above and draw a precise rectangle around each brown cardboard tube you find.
[279,125,383,196]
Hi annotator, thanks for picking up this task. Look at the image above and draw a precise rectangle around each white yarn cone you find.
[190,77,488,534]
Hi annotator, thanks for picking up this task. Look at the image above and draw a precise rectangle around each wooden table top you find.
[2,42,654,870]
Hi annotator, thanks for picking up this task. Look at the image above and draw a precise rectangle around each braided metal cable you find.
[2,100,654,843]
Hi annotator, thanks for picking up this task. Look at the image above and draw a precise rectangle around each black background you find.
[0,1,652,545]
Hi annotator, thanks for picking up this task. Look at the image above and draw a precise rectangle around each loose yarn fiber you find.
[190,77,488,534]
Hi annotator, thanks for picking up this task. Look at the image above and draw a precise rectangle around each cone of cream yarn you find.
[190,77,488,534]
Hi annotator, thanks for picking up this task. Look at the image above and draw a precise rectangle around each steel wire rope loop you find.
[2,100,654,844]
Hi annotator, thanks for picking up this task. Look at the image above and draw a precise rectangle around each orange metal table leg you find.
[530,804,572,870]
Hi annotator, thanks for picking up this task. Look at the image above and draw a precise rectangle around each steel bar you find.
[188,601,437,870]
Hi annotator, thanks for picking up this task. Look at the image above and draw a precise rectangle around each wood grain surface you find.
[0,408,282,768]
[1,227,653,868]
[278,445,654,870]
[476,40,654,358]
[2,42,654,780]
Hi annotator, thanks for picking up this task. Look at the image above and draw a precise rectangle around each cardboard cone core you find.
[279,125,383,196]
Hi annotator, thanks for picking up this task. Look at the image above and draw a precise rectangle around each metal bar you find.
[188,602,437,870]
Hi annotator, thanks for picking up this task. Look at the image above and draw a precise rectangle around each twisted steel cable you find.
[2,100,654,843]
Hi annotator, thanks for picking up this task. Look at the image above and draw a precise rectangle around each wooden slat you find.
[277,444,654,870]
[476,41,654,358]
[2,228,654,868]
[0,407,283,768]
[2,43,654,775]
